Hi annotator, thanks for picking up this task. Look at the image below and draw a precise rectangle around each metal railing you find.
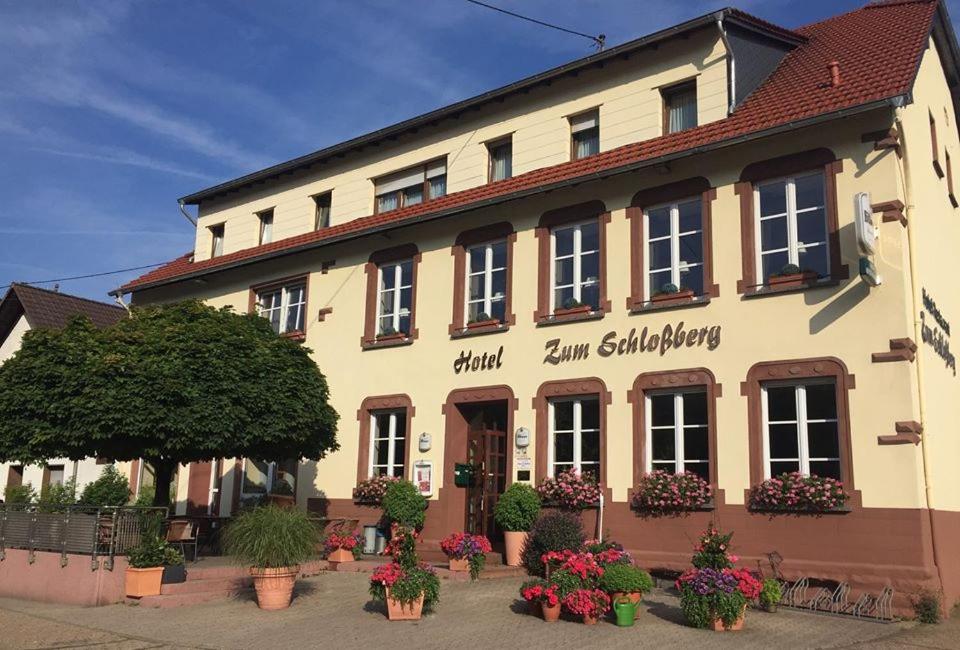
[0,505,168,571]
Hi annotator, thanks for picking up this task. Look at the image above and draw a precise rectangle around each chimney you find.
[828,61,841,87]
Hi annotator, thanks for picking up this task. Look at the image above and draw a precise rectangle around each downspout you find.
[894,111,946,599]
[178,199,197,227]
[716,14,736,115]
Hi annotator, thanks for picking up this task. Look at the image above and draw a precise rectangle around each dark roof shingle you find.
[2,284,125,331]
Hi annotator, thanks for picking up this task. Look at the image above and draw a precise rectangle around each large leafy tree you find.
[0,300,339,507]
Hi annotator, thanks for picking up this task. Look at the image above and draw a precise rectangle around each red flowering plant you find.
[536,468,602,510]
[324,531,363,560]
[631,471,712,517]
[562,588,611,619]
[748,472,848,513]
[520,578,561,607]
[369,526,440,610]
[584,539,632,567]
[440,532,492,580]
[353,475,401,505]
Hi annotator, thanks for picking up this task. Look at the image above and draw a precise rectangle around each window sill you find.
[537,309,605,327]
[362,336,413,350]
[747,505,852,515]
[630,295,710,314]
[281,331,306,343]
[450,322,510,339]
[741,278,839,299]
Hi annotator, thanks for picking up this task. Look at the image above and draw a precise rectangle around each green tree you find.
[0,301,339,507]
[79,465,131,507]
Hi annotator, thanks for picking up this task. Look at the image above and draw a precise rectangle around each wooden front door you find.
[465,427,507,539]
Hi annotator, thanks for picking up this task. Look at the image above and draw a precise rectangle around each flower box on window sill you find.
[375,332,408,344]
[467,318,500,330]
[540,499,601,510]
[281,330,306,342]
[650,289,695,306]
[747,504,851,515]
[554,304,593,317]
[766,270,819,290]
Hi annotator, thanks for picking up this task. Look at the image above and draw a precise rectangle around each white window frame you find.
[376,261,413,335]
[465,240,507,323]
[368,410,406,478]
[240,459,275,497]
[644,389,709,478]
[760,379,840,480]
[256,283,306,335]
[549,220,599,311]
[258,210,274,245]
[210,225,224,258]
[488,139,513,182]
[753,172,829,282]
[642,198,703,299]
[547,396,600,478]
[313,193,331,230]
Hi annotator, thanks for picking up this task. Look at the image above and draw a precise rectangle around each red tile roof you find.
[118,0,941,295]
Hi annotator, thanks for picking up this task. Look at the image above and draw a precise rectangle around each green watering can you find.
[614,596,639,627]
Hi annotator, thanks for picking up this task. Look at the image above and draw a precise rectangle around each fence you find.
[0,505,168,570]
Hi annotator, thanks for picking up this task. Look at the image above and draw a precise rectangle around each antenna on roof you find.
[464,0,606,51]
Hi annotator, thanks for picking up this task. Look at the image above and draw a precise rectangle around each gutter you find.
[113,95,906,296]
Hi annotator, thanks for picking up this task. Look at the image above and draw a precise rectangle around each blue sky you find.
[1,0,956,302]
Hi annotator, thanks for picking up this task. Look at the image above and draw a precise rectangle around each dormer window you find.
[258,209,274,245]
[210,224,224,258]
[570,110,599,160]
[488,137,513,182]
[313,192,331,229]
[375,159,446,213]
[662,81,697,134]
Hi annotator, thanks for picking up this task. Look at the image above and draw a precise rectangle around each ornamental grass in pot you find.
[493,483,541,566]
[598,563,653,620]
[223,504,318,611]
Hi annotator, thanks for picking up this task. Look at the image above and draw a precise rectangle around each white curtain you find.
[668,89,697,133]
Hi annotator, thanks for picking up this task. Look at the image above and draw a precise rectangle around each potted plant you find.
[222,504,318,611]
[125,536,168,598]
[520,578,562,621]
[563,588,610,625]
[631,470,712,517]
[493,483,541,566]
[554,297,592,317]
[161,545,187,584]
[376,325,406,343]
[467,312,499,330]
[759,578,782,613]
[266,478,295,508]
[748,471,849,513]
[584,538,632,568]
[536,468,601,510]
[598,563,653,620]
[325,530,362,564]
[440,532,491,579]
[768,263,819,289]
[651,282,695,305]
[520,510,585,577]
[369,526,440,620]
[353,475,401,505]
[381,479,427,530]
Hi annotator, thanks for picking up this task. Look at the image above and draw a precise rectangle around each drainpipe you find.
[895,111,946,601]
[113,293,132,318]
[178,199,197,227]
[716,14,736,115]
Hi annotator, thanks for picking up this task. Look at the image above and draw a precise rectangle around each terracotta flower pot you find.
[503,531,527,567]
[542,602,561,622]
[709,607,745,631]
[448,557,470,572]
[612,591,642,619]
[328,547,354,563]
[250,566,299,611]
[583,613,600,625]
[125,566,164,598]
[385,588,424,621]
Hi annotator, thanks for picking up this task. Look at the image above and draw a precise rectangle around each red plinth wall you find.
[0,549,128,606]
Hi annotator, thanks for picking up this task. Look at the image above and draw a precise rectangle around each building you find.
[116,1,960,611]
[0,284,127,497]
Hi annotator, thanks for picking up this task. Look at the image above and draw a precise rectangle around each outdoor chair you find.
[166,519,199,562]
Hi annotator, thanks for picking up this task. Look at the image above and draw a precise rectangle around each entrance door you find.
[465,426,507,539]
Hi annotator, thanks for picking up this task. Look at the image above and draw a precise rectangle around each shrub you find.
[749,472,848,513]
[382,479,427,529]
[493,483,541,532]
[353,475,401,504]
[4,483,36,505]
[127,536,168,569]
[912,589,942,624]
[37,477,76,513]
[599,563,654,595]
[631,471,712,517]
[759,578,782,609]
[79,465,130,507]
[692,525,734,570]
[536,468,601,510]
[522,510,585,576]
[222,504,318,568]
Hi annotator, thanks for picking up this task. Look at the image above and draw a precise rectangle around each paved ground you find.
[0,572,956,650]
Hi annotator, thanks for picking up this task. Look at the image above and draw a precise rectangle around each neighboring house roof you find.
[117,0,956,296]
[0,284,125,345]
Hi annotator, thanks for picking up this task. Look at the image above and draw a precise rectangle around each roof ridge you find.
[12,282,123,311]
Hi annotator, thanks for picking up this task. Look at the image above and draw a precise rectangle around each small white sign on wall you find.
[515,457,532,471]
[413,461,433,497]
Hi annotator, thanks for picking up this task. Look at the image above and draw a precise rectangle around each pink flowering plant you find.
[536,468,602,510]
[748,472,848,513]
[520,578,561,607]
[562,588,611,619]
[631,471,712,517]
[353,475,401,504]
[440,532,492,580]
[368,526,440,609]
[584,539,633,567]
[324,531,363,560]
[676,525,762,629]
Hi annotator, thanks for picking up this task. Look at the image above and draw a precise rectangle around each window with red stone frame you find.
[734,149,849,295]
[534,201,611,325]
[627,178,719,310]
[361,243,421,349]
[355,395,414,484]
[449,222,516,337]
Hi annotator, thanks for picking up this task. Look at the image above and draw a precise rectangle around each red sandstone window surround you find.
[355,395,414,484]
[449,222,516,336]
[534,378,610,489]
[627,177,718,310]
[249,274,309,341]
[361,244,421,349]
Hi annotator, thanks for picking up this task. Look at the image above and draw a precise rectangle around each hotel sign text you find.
[544,322,721,366]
